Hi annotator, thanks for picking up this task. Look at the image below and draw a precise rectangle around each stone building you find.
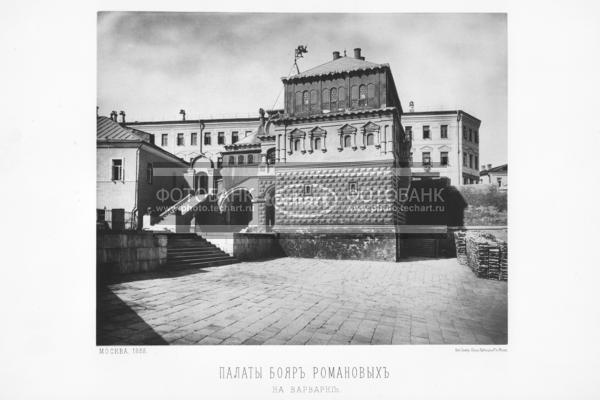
[267,48,412,260]
[402,107,481,185]
[96,115,189,229]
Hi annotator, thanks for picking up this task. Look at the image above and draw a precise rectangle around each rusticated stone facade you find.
[275,162,401,226]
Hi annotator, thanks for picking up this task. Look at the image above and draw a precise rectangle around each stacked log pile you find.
[454,230,508,281]
[454,231,468,265]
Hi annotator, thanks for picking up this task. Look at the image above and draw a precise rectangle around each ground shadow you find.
[103,266,209,285]
[97,287,168,346]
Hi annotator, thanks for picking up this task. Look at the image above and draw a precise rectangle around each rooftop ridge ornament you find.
[294,45,308,74]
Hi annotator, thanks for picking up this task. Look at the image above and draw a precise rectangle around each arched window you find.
[314,137,321,150]
[350,85,359,107]
[228,156,235,166]
[322,89,330,110]
[247,154,253,164]
[330,88,338,111]
[294,139,301,152]
[338,87,346,109]
[238,155,244,165]
[367,84,376,107]
[310,90,318,111]
[366,133,374,146]
[302,91,309,112]
[295,92,302,113]
[343,135,352,148]
[358,85,367,106]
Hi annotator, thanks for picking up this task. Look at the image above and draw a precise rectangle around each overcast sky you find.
[98,12,507,165]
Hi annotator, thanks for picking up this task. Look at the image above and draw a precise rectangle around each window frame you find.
[366,133,375,146]
[218,132,225,145]
[204,132,211,145]
[177,133,184,146]
[422,152,431,166]
[232,131,239,144]
[440,125,448,139]
[343,135,352,148]
[423,125,431,139]
[440,151,449,167]
[314,137,321,150]
[190,132,198,146]
[161,134,168,146]
[111,159,123,182]
[304,184,312,197]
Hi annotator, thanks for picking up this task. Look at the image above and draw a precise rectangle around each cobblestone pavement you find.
[97,257,507,345]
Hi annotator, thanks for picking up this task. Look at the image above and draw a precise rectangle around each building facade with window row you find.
[126,117,260,163]
[402,110,481,185]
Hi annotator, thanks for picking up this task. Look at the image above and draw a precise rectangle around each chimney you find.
[333,51,341,60]
[487,164,492,170]
[481,165,486,171]
[179,109,186,121]
[110,110,117,121]
[119,110,126,124]
[409,101,415,113]
[353,48,362,60]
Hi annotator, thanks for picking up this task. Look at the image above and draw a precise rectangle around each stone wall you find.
[278,232,398,261]
[232,233,283,261]
[97,232,167,279]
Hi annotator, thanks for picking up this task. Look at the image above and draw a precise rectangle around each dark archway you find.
[264,185,275,229]
[220,188,253,227]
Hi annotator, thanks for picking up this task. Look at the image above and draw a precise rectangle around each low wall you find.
[97,232,167,279]
[277,232,398,261]
[232,233,283,261]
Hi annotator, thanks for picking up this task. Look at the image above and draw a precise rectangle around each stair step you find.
[165,258,239,269]
[168,252,232,260]
[168,248,227,254]
[167,254,233,264]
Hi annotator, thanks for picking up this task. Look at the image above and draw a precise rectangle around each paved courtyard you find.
[97,257,507,345]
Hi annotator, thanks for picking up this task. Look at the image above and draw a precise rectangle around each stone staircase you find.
[165,234,239,269]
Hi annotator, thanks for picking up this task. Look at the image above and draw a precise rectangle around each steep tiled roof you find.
[285,56,387,81]
[97,116,150,142]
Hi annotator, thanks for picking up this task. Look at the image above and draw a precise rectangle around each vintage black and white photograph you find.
[96,12,508,346]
